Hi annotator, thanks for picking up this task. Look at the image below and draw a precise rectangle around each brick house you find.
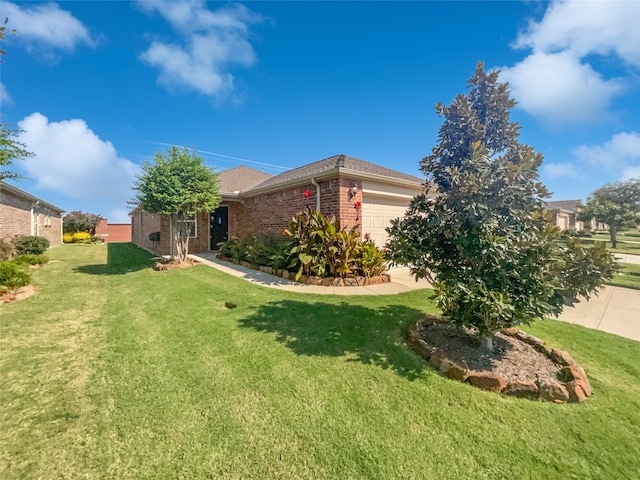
[0,181,64,247]
[131,154,425,255]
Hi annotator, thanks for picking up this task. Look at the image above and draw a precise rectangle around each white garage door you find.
[361,194,411,247]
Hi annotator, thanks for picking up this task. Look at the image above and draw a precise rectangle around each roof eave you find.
[1,181,65,214]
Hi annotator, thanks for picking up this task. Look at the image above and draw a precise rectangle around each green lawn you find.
[579,230,640,255]
[606,262,640,290]
[1,244,639,479]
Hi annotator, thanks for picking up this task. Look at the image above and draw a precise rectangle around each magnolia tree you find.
[578,179,640,248]
[387,63,615,351]
[132,147,220,263]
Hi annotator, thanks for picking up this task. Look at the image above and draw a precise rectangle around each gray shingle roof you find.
[546,200,581,212]
[218,166,273,196]
[251,154,423,191]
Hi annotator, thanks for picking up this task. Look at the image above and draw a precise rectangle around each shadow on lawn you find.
[238,300,429,380]
[74,243,156,275]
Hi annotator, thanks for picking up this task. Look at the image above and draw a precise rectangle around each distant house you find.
[0,181,64,247]
[545,199,603,231]
[131,154,427,255]
[95,218,132,243]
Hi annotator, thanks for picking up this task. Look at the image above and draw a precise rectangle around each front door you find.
[210,206,229,250]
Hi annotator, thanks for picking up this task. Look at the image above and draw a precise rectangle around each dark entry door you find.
[210,206,229,250]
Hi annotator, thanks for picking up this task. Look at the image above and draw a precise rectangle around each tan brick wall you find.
[0,188,62,247]
[131,210,162,253]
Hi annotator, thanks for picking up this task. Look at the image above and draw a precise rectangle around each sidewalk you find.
[191,253,639,342]
[190,253,432,296]
[615,253,640,265]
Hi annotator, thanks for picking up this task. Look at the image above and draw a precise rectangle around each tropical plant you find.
[285,207,360,279]
[12,235,50,255]
[131,146,221,263]
[356,240,387,277]
[386,62,616,350]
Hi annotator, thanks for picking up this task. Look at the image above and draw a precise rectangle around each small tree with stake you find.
[132,146,220,263]
[387,62,616,351]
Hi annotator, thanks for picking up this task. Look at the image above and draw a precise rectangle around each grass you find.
[578,230,640,255]
[606,262,640,290]
[1,244,639,479]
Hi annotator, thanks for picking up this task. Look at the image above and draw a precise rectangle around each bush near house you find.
[11,254,49,266]
[0,261,30,292]
[220,209,388,279]
[12,235,50,255]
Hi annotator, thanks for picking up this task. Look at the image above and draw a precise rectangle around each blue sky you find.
[1,0,639,223]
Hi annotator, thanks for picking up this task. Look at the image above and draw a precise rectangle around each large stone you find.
[308,276,323,286]
[503,328,519,337]
[298,275,308,284]
[515,331,543,346]
[381,274,390,283]
[503,381,539,399]
[440,359,468,381]
[321,277,334,287]
[538,379,570,403]
[281,271,290,280]
[566,380,590,402]
[550,348,575,367]
[369,276,383,285]
[467,371,507,392]
[407,328,421,345]
[356,276,366,286]
[344,278,358,287]
[332,278,345,287]
[563,365,591,396]
[428,350,447,369]
[414,340,437,360]
[533,343,553,357]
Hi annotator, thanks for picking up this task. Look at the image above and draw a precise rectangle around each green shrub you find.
[12,235,50,255]
[356,240,387,277]
[0,261,31,291]
[12,254,49,266]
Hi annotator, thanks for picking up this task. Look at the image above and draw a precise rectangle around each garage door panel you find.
[362,194,412,247]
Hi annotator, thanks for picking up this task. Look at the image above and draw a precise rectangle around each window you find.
[177,214,197,238]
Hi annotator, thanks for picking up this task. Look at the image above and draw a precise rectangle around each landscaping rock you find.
[503,328,519,336]
[369,276,383,285]
[467,372,507,392]
[332,278,344,287]
[344,278,358,287]
[563,365,591,396]
[356,276,366,286]
[308,276,323,286]
[413,339,437,359]
[281,271,290,280]
[407,328,421,345]
[515,331,543,346]
[533,343,554,357]
[428,350,447,369]
[503,381,539,399]
[550,348,575,367]
[298,275,308,284]
[538,379,569,403]
[381,274,390,283]
[241,261,252,268]
[440,358,468,381]
[321,277,334,287]
[566,380,590,402]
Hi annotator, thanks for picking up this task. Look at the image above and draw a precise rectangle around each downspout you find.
[311,177,321,212]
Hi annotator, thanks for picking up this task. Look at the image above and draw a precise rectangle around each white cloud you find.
[573,131,640,170]
[501,52,625,125]
[514,0,640,68]
[137,1,262,98]
[17,113,138,209]
[622,165,640,181]
[0,83,11,105]
[2,2,97,59]
[503,0,639,125]
[542,162,583,180]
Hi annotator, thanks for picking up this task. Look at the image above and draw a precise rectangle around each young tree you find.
[132,146,220,262]
[577,179,640,248]
[387,62,615,350]
[1,122,31,182]
[62,211,102,234]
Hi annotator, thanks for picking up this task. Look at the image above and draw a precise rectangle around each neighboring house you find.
[131,154,426,255]
[545,199,602,231]
[95,218,132,243]
[0,181,64,247]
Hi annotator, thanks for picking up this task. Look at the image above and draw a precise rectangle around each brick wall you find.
[95,219,132,243]
[131,210,162,253]
[234,175,363,239]
[0,187,62,247]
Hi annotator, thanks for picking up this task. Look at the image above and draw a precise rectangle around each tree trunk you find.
[481,334,493,352]
[610,225,617,249]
